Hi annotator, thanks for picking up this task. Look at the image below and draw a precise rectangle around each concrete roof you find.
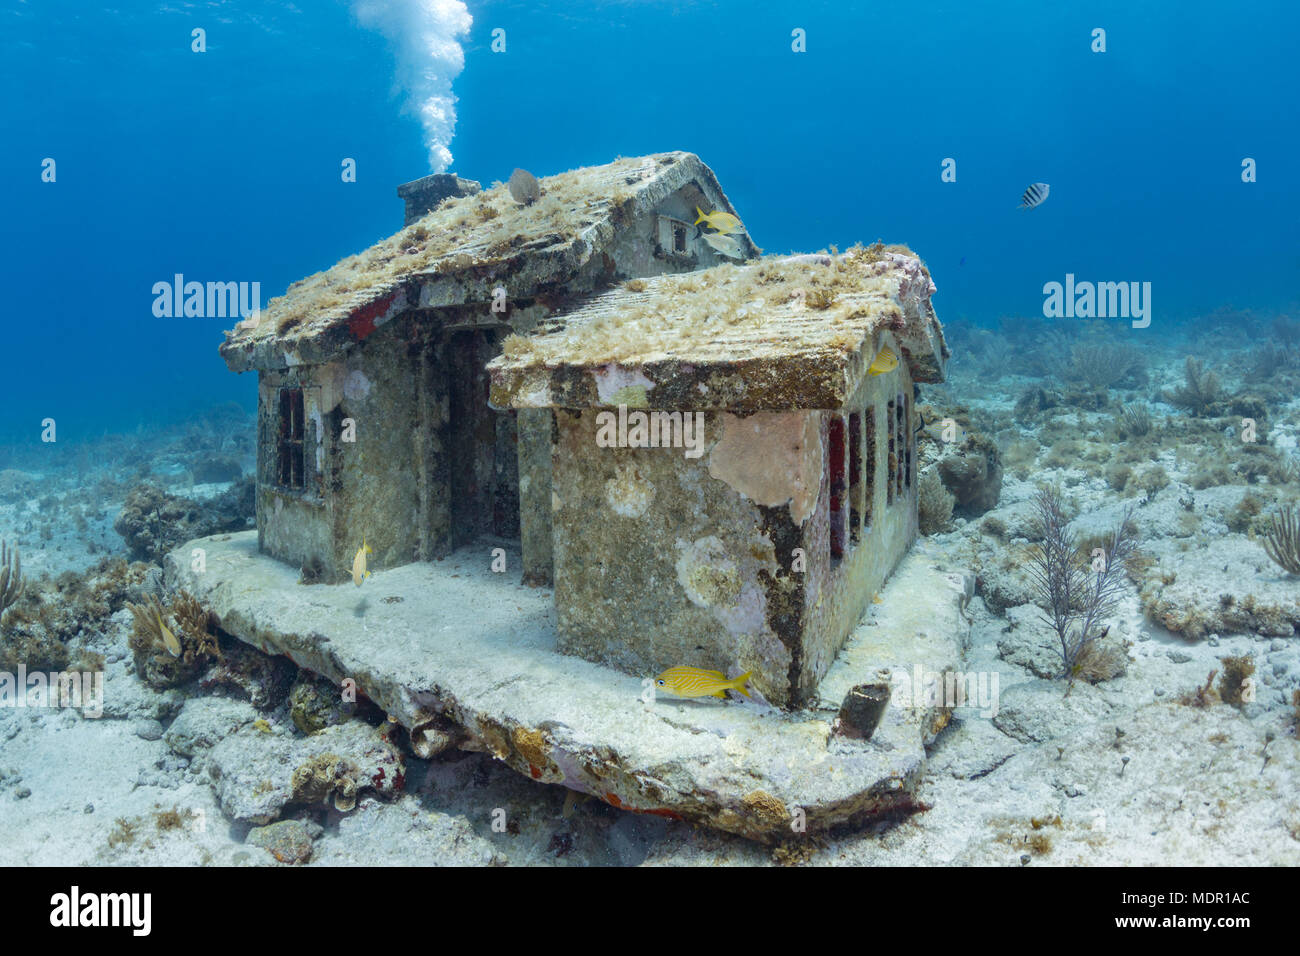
[219,152,755,373]
[487,246,948,413]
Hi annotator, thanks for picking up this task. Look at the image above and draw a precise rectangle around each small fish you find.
[352,538,373,587]
[872,594,883,605]
[694,206,744,235]
[701,231,745,259]
[252,718,272,734]
[561,789,591,820]
[508,168,540,205]
[654,666,753,700]
[155,608,181,658]
[867,345,899,376]
[1018,182,1050,209]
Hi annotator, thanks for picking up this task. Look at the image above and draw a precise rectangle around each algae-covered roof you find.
[220,152,752,373]
[487,244,948,413]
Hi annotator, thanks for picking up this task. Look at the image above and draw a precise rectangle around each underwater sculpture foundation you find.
[167,530,972,841]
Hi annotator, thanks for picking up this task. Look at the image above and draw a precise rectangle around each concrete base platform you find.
[167,532,972,842]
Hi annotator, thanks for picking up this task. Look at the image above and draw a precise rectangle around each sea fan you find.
[0,539,21,624]
[1070,341,1143,390]
[1262,505,1300,575]
[1164,356,1223,416]
[508,168,540,205]
[1026,487,1137,681]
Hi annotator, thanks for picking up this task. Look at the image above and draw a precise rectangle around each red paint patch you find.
[600,792,681,820]
[347,292,397,342]
[641,807,684,821]
[348,312,376,341]
[529,764,542,780]
[394,772,406,792]
[372,767,386,788]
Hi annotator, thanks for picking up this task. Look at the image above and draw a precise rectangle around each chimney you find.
[396,173,482,226]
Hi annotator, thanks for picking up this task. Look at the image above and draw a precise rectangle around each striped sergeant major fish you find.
[1018,182,1050,209]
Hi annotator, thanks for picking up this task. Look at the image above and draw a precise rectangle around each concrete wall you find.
[796,344,917,703]
[326,317,431,574]
[256,369,333,574]
[550,407,800,704]
[257,314,450,578]
[517,407,554,586]
[548,334,918,708]
[514,183,734,587]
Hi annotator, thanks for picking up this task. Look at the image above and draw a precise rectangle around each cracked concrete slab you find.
[167,532,970,842]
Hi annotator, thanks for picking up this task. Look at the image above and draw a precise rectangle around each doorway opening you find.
[444,328,520,549]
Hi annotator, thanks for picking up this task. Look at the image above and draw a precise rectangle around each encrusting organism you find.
[290,753,361,812]
[1216,655,1256,707]
[917,469,954,535]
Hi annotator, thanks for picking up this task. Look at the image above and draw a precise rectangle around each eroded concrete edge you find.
[165,534,969,842]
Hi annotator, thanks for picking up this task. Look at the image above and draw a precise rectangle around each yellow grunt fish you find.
[156,608,182,658]
[694,206,744,235]
[867,344,899,376]
[654,666,753,700]
[352,538,373,587]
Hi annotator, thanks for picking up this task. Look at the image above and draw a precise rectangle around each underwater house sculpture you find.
[219,151,948,710]
[219,152,757,585]
[488,251,947,706]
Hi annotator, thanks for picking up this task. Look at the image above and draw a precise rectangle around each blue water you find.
[3,0,1296,440]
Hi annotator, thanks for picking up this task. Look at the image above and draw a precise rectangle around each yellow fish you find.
[352,538,373,587]
[654,666,753,700]
[694,206,744,235]
[867,345,899,376]
[872,594,883,604]
[155,608,181,658]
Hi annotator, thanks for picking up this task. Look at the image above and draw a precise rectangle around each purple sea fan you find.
[1026,486,1137,682]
